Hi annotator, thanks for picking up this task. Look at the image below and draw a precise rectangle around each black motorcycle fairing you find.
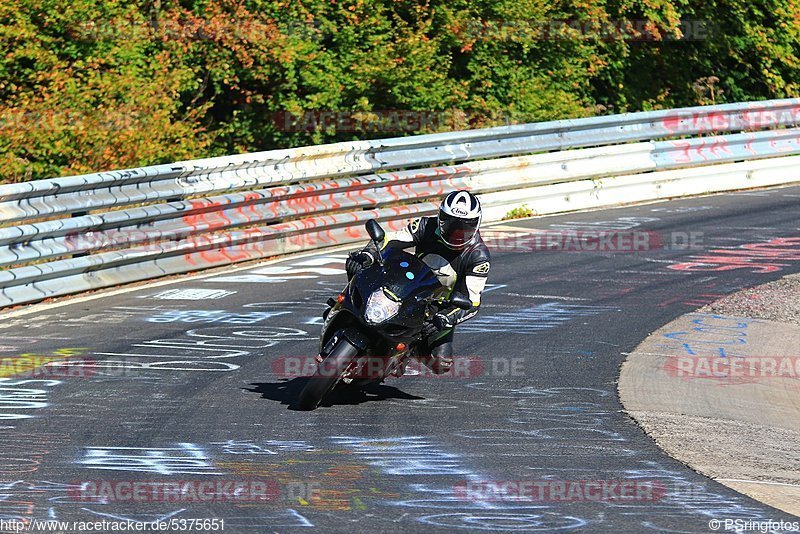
[318,247,444,356]
[318,305,394,357]
[343,247,442,343]
[365,247,442,301]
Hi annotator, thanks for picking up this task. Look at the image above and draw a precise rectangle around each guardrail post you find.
[72,210,90,258]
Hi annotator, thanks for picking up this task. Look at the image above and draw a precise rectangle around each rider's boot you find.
[416,331,454,375]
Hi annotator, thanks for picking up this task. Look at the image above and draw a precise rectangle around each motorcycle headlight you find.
[365,289,401,325]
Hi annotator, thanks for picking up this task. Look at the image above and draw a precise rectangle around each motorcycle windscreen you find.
[377,248,442,301]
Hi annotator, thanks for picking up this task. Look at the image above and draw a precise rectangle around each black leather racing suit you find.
[348,216,492,373]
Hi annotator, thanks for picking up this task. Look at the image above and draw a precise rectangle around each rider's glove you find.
[345,250,376,278]
[422,312,452,338]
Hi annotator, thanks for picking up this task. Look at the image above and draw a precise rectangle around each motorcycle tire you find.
[298,339,359,410]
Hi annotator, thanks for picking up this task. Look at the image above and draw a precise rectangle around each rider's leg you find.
[417,328,454,374]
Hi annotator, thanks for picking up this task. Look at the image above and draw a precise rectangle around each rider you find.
[345,190,491,374]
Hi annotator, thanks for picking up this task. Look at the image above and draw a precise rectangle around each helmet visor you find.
[439,212,479,248]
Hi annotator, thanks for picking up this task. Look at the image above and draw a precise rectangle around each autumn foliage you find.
[1,0,798,182]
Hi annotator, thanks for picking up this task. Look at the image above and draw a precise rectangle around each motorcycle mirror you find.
[365,219,385,245]
[449,292,473,310]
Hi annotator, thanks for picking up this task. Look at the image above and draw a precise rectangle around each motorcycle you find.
[298,219,472,410]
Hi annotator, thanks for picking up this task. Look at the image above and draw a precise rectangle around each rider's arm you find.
[360,217,426,257]
[379,217,425,251]
[437,248,491,327]
[348,218,427,277]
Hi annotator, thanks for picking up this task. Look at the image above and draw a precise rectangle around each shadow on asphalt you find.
[245,378,425,410]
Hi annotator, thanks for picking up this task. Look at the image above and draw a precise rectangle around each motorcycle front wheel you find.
[298,339,359,410]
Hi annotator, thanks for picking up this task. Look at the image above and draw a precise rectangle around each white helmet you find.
[438,190,482,249]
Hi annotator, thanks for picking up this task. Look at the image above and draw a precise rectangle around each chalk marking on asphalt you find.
[616,270,686,276]
[638,258,680,263]
[502,293,589,301]
[715,226,780,230]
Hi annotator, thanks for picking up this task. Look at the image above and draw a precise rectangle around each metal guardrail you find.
[1,99,800,308]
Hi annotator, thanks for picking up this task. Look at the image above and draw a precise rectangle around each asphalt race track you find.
[3,186,800,533]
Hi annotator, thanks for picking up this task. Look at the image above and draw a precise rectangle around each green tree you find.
[0,0,797,183]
